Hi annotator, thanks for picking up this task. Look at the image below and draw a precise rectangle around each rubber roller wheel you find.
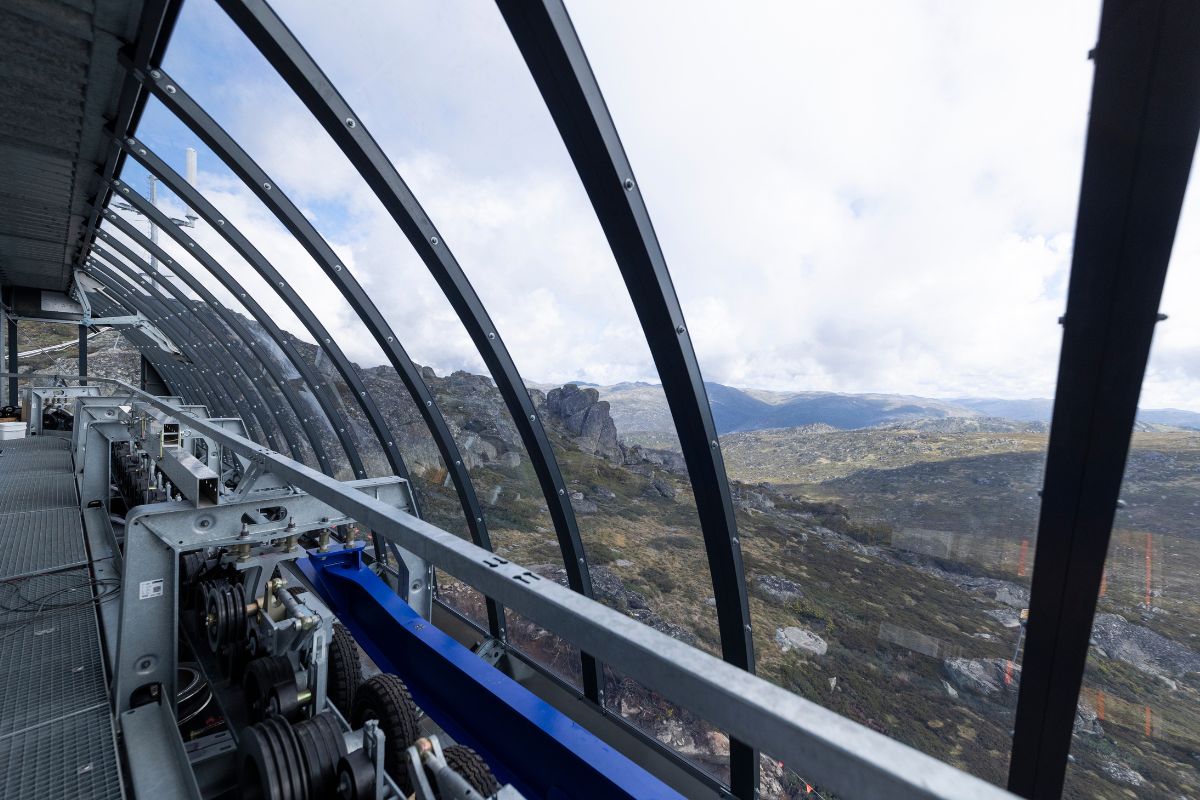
[326,624,362,719]
[335,750,376,800]
[294,712,347,797]
[350,673,423,791]
[441,745,500,797]
[240,716,308,800]
[244,656,297,722]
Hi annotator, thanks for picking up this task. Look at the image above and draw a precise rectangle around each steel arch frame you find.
[116,140,419,498]
[74,289,196,406]
[100,186,368,479]
[90,247,285,449]
[1007,2,1200,797]
[96,211,337,473]
[496,2,759,792]
[78,267,233,421]
[213,0,605,701]
[123,72,507,640]
[87,247,293,454]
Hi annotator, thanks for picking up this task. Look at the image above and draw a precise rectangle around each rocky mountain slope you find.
[28,316,1200,799]
[597,382,1200,435]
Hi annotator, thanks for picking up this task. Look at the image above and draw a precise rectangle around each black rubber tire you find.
[442,745,500,797]
[350,673,422,790]
[327,624,362,719]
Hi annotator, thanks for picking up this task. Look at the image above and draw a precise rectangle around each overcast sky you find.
[111,1,1200,410]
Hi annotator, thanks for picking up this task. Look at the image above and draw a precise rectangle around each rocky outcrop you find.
[1090,613,1200,678]
[754,575,804,604]
[775,626,827,656]
[942,658,1019,695]
[539,384,622,462]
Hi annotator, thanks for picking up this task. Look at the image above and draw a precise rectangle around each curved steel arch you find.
[122,78,506,640]
[496,2,758,793]
[80,263,247,428]
[212,0,604,700]
[99,189,366,479]
[96,216,335,473]
[75,287,200,408]
[88,245,299,457]
[118,141,420,499]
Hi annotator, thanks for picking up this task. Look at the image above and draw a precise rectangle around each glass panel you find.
[566,0,1102,791]
[1062,162,1200,799]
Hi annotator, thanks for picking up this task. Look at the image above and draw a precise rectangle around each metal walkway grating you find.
[0,706,124,800]
[0,473,77,514]
[0,435,71,452]
[0,582,110,737]
[0,449,73,475]
[0,509,87,579]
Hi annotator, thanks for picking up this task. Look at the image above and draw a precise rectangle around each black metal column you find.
[5,307,15,407]
[1008,2,1200,798]
[215,0,602,698]
[78,325,88,386]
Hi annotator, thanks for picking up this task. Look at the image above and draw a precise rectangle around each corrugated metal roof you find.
[0,0,144,291]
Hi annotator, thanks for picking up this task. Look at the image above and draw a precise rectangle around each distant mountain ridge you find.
[586,382,1200,435]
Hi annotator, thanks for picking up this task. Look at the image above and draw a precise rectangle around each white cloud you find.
[139,0,1200,409]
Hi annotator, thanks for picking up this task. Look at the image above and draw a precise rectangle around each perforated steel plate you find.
[0,706,123,800]
[0,473,76,514]
[0,449,73,475]
[0,508,86,580]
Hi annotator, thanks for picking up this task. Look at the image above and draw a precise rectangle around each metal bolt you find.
[624,178,635,190]
[711,440,718,448]
[263,182,272,191]
[333,264,342,272]
[675,325,685,334]
[165,85,177,94]
[217,219,224,226]
[137,148,146,156]
[529,413,536,421]
[345,117,356,128]
[430,236,439,245]
[150,70,162,79]
[386,336,393,342]
[487,332,496,340]
[558,488,565,496]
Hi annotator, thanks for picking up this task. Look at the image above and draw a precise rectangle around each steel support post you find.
[1008,2,1200,798]
[214,0,602,698]
[78,324,88,385]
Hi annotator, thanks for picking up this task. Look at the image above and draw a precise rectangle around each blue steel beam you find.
[300,546,682,800]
